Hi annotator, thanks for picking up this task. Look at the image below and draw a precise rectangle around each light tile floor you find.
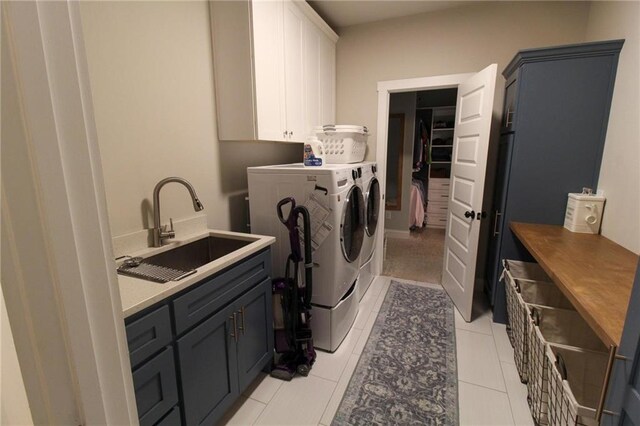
[220,276,534,426]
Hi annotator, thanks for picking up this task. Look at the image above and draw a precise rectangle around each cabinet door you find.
[303,22,321,138]
[132,347,179,426]
[236,278,274,391]
[319,34,336,126]
[486,133,514,303]
[283,0,306,142]
[252,0,287,142]
[304,23,336,135]
[177,304,239,426]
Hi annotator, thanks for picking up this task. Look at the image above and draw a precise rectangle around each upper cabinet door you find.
[283,0,306,142]
[304,22,322,139]
[319,34,336,126]
[251,0,287,142]
[304,21,336,137]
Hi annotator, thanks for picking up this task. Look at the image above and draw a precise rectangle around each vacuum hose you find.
[298,206,313,309]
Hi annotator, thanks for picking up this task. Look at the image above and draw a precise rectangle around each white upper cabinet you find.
[252,0,287,141]
[210,0,338,143]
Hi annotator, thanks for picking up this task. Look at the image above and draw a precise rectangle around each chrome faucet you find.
[152,177,204,247]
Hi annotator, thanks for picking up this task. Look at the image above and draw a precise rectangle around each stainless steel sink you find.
[142,236,252,271]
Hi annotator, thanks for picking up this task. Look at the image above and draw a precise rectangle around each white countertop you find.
[118,229,275,318]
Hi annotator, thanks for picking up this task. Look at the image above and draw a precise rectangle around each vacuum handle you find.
[277,198,296,226]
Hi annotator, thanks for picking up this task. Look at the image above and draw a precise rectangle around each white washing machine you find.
[247,163,365,352]
[357,161,381,299]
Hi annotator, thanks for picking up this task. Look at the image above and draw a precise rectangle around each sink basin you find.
[142,235,253,271]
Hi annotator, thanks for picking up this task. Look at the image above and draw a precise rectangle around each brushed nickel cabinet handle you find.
[506,109,515,126]
[229,313,238,343]
[493,211,502,236]
[238,307,246,335]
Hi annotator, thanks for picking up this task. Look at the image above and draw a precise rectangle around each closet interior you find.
[412,88,458,230]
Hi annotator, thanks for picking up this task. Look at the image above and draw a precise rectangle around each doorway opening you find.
[382,88,458,284]
[373,65,497,321]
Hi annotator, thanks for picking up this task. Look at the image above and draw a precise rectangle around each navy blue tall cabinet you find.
[486,40,624,323]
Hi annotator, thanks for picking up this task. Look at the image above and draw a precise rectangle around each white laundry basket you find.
[314,125,368,164]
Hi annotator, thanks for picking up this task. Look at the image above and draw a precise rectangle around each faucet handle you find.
[160,218,176,240]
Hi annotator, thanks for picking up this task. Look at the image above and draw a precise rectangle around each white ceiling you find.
[307,1,475,29]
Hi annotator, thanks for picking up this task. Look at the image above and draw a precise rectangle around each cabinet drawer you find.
[133,346,178,426]
[126,305,172,368]
[427,201,448,215]
[428,178,450,191]
[427,214,447,228]
[155,406,181,426]
[173,250,271,335]
[428,189,450,202]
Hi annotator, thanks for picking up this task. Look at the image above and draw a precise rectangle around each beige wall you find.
[385,92,416,231]
[584,1,640,254]
[79,1,300,241]
[336,1,590,278]
[335,1,591,155]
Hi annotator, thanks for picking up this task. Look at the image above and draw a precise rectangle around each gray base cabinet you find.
[485,40,624,323]
[125,249,273,426]
[236,279,274,390]
[178,303,239,425]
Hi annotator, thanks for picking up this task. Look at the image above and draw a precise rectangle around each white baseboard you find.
[385,229,410,239]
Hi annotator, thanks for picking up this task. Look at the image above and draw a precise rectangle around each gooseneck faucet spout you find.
[152,177,205,247]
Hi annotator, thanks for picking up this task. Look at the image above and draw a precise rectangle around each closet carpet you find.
[382,227,445,283]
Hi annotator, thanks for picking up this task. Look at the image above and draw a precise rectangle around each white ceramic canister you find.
[564,190,606,234]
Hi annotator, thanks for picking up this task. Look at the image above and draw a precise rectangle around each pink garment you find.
[409,184,425,228]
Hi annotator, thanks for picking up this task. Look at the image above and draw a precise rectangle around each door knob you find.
[464,210,476,220]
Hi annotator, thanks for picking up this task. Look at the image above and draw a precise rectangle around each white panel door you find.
[442,64,497,322]
[283,0,306,142]
[252,0,286,142]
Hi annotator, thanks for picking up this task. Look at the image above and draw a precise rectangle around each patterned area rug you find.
[332,281,458,425]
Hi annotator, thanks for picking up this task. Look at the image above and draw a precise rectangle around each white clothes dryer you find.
[247,163,365,351]
[357,161,381,299]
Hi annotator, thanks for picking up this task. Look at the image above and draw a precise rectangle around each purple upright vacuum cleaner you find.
[270,197,316,380]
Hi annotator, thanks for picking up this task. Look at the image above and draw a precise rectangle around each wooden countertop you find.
[510,222,639,347]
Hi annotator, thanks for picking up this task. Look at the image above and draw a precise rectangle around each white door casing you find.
[441,64,498,322]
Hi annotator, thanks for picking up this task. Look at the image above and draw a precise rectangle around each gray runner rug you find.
[332,281,458,425]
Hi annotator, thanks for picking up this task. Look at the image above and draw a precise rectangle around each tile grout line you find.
[491,329,519,426]
[458,379,509,394]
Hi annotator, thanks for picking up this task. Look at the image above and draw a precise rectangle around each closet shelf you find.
[432,128,454,131]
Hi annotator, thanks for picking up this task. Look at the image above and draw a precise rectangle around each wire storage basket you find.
[527,306,607,425]
[502,259,564,383]
[546,344,608,426]
[502,259,553,343]
[314,125,368,164]
[512,278,575,384]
